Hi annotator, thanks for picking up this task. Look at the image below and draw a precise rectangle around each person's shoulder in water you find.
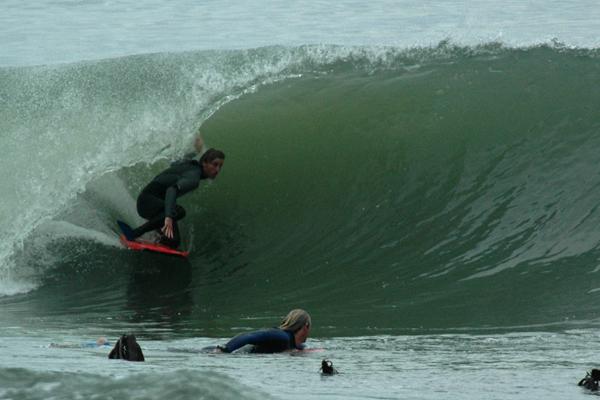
[49,336,111,349]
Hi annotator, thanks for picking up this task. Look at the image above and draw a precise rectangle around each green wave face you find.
[2,45,600,335]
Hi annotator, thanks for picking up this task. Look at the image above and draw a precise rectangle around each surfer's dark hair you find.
[200,148,225,163]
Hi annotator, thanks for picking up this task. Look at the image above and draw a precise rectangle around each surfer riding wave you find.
[118,136,225,249]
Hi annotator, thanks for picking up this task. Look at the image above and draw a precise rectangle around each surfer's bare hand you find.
[162,217,174,238]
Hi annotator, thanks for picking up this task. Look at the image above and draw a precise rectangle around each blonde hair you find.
[279,309,311,333]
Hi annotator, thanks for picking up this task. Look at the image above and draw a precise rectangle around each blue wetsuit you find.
[221,328,304,353]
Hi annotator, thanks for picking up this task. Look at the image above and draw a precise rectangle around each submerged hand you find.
[162,217,174,238]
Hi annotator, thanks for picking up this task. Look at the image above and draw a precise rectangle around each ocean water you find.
[1,1,600,399]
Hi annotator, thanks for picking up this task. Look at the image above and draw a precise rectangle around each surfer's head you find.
[200,148,225,179]
[279,309,311,344]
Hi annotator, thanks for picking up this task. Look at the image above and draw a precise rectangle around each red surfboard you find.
[119,234,190,258]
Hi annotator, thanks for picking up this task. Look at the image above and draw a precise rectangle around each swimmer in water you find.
[213,309,311,354]
[49,336,111,348]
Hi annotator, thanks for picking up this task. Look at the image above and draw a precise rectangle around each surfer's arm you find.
[162,185,178,238]
[183,132,205,160]
[164,171,198,219]
[194,133,205,154]
[164,185,178,217]
[162,173,199,238]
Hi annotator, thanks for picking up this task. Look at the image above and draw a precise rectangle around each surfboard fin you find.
[117,220,136,241]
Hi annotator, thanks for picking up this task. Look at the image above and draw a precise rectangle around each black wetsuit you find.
[131,159,206,247]
[220,328,303,353]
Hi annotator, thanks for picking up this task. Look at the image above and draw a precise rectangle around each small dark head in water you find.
[108,334,145,362]
[578,369,600,391]
[321,359,338,375]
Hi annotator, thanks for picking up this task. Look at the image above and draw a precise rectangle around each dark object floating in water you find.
[321,359,338,375]
[108,334,145,362]
[578,369,600,391]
